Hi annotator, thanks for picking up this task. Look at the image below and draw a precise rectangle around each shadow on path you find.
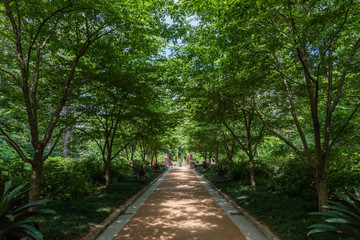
[114,168,246,240]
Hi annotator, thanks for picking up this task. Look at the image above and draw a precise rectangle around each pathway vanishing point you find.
[96,167,269,240]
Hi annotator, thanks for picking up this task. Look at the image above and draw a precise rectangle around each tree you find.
[179,0,360,211]
[223,97,265,187]
[0,0,168,202]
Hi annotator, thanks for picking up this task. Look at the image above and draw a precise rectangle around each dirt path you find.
[114,167,247,240]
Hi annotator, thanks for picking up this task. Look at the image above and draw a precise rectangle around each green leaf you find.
[2,183,27,208]
[326,217,360,226]
[308,223,345,232]
[17,224,43,240]
[4,214,14,221]
[12,199,51,215]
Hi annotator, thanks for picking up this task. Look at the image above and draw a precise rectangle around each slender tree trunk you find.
[227,154,231,171]
[249,154,256,187]
[130,160,134,175]
[130,142,136,175]
[155,150,158,165]
[105,161,111,188]
[315,165,329,212]
[29,150,44,203]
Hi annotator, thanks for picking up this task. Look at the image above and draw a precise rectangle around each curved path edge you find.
[79,169,169,240]
[192,169,280,240]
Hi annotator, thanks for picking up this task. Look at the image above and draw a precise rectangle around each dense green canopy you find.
[1,0,359,218]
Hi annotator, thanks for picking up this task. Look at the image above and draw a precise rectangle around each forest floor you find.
[97,167,268,240]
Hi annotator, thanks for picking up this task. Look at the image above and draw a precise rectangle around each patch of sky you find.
[162,14,199,58]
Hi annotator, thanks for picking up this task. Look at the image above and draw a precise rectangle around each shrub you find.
[308,187,360,239]
[216,165,228,177]
[133,163,148,177]
[270,158,316,200]
[229,161,250,181]
[201,161,210,171]
[41,157,91,200]
[74,157,104,185]
[0,182,55,240]
[110,159,129,182]
[229,160,274,185]
[0,158,30,187]
[326,159,360,193]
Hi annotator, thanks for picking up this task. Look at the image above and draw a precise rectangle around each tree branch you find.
[273,53,312,161]
[250,106,315,169]
[222,121,249,157]
[26,4,74,74]
[0,68,21,86]
[332,37,360,109]
[43,127,66,161]
[0,126,30,163]
[329,102,360,152]
[111,128,147,160]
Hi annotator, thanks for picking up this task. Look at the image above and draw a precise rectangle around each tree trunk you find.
[29,151,44,203]
[249,155,256,187]
[105,161,111,188]
[130,147,135,175]
[227,155,231,172]
[155,150,158,165]
[215,146,219,167]
[315,166,329,212]
[130,159,134,175]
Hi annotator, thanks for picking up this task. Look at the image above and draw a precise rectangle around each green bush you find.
[229,161,249,181]
[110,159,129,181]
[74,157,104,185]
[0,158,30,187]
[41,157,91,200]
[229,160,274,185]
[326,159,360,193]
[41,157,130,200]
[270,158,316,200]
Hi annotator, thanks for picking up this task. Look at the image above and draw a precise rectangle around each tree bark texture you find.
[105,162,111,188]
[29,149,44,203]
[249,155,256,187]
[315,166,329,212]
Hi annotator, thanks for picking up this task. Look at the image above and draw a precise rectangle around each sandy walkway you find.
[114,168,246,240]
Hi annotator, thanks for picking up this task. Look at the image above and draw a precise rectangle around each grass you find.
[197,168,350,240]
[38,171,162,240]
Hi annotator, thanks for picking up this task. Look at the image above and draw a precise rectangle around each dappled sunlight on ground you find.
[114,168,245,240]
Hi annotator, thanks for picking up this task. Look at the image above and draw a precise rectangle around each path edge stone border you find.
[194,169,280,240]
[78,170,168,240]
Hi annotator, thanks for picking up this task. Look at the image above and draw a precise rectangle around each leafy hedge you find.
[0,155,132,201]
[41,157,130,200]
[228,157,360,202]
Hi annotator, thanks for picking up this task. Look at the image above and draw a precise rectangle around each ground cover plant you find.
[38,171,162,240]
[196,167,350,240]
[308,188,360,239]
[0,182,55,240]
